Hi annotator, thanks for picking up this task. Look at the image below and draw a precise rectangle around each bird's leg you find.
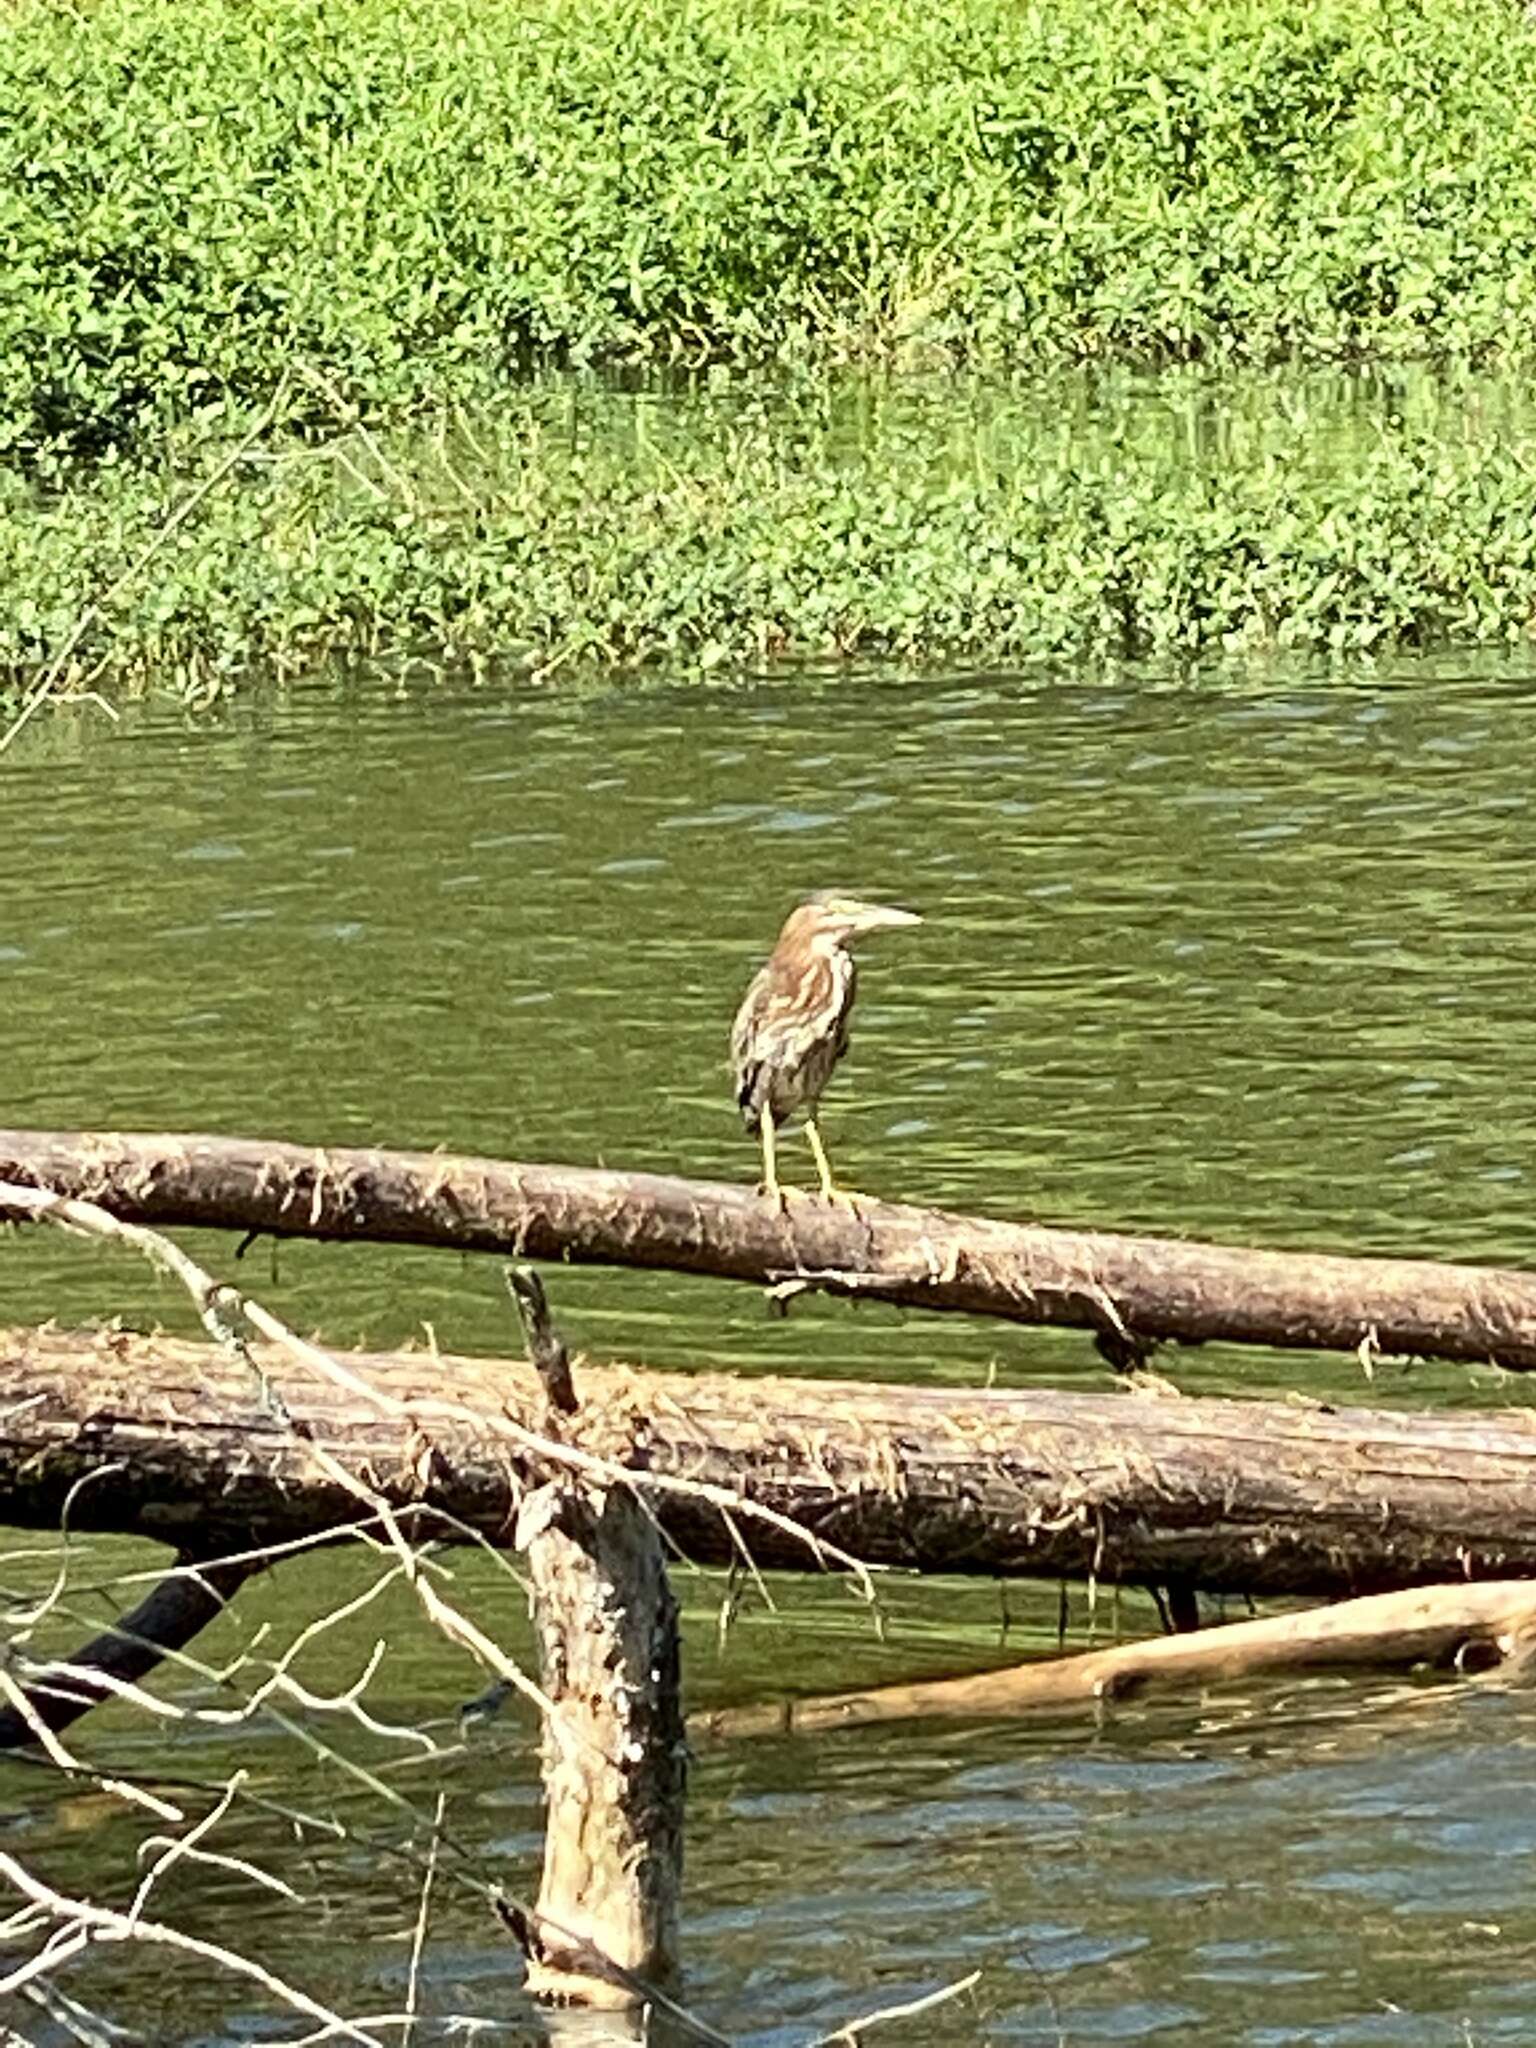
[805,1116,859,1208]
[759,1107,786,1212]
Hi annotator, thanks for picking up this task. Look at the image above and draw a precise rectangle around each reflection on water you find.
[5,654,1536,2041]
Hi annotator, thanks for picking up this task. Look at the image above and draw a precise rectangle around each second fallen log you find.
[11,1325,1536,1597]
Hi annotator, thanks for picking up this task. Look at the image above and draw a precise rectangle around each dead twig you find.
[804,1970,982,2044]
[400,1792,444,2048]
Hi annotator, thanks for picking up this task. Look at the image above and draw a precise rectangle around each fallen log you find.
[696,1581,1536,1738]
[9,1325,1536,1598]
[2,1127,1535,1375]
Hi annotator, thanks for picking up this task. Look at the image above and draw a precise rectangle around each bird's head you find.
[782,890,922,952]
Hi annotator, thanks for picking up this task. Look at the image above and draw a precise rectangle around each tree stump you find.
[517,1477,685,2007]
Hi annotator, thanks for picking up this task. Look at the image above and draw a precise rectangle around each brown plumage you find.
[730,891,921,1203]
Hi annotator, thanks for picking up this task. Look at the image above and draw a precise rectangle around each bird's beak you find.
[848,902,922,934]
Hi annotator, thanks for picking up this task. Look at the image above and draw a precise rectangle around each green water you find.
[6,658,1536,2043]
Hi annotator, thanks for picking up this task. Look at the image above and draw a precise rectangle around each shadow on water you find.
[5,651,1536,2040]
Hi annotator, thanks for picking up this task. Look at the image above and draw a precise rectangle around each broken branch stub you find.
[506,1266,577,1417]
[509,1286,685,2009]
[517,1478,685,2006]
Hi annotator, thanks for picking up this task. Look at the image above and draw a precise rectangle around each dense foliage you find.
[6,0,1536,466]
[6,0,1536,692]
[6,375,1536,691]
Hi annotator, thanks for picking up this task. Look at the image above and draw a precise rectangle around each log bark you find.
[2,1127,1535,1375]
[10,1325,1536,1599]
[695,1582,1536,1738]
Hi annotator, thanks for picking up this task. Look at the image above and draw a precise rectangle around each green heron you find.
[730,891,921,1204]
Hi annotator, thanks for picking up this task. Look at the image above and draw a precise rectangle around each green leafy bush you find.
[5,0,1536,466]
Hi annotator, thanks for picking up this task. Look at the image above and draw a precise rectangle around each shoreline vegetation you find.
[6,0,1536,695]
[6,373,1536,693]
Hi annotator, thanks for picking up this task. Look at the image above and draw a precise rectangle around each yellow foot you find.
[818,1182,866,1214]
[757,1178,791,1213]
[804,1121,862,1211]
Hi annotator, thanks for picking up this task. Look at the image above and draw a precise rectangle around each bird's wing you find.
[730,949,854,1119]
[832,956,857,1061]
[730,965,777,1115]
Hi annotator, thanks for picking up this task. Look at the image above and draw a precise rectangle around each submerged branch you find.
[696,1581,1536,1738]
[0,1552,265,1751]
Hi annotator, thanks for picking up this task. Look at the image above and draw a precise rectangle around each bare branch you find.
[0,1851,385,2046]
[401,1794,444,2048]
[0,1549,266,1751]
